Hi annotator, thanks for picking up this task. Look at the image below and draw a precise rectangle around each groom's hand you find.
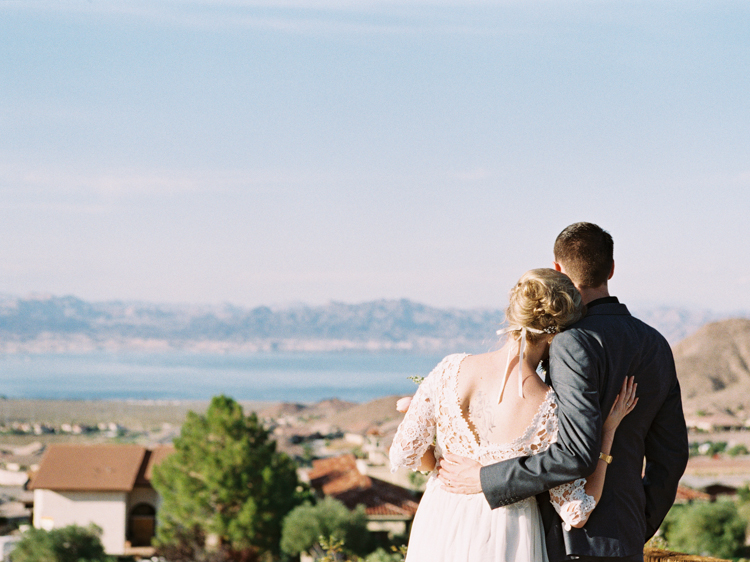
[437,452,482,494]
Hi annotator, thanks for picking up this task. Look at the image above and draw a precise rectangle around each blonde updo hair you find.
[504,268,585,344]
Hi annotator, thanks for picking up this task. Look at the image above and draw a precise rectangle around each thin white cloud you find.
[0,0,582,35]
[0,161,350,200]
[0,0,564,10]
[0,201,114,215]
[0,164,201,197]
[0,104,94,123]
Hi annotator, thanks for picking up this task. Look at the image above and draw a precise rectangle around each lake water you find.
[0,352,446,403]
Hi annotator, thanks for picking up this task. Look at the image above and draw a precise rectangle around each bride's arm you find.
[389,358,452,472]
[389,382,436,472]
[550,377,638,529]
[395,395,438,472]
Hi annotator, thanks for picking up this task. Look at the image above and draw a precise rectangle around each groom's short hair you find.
[554,222,614,288]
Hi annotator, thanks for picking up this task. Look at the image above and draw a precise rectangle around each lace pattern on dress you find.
[474,390,559,466]
[390,353,560,470]
[442,353,560,466]
[390,353,595,522]
[549,478,597,530]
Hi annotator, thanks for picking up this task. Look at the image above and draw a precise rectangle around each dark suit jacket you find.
[479,300,689,560]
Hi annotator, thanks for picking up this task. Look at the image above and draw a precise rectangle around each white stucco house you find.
[29,444,173,555]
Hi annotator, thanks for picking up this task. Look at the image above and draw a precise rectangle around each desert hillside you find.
[673,318,750,415]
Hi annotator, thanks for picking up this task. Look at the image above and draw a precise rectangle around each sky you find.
[1,0,749,313]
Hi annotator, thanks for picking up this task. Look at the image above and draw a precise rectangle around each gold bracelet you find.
[599,452,613,465]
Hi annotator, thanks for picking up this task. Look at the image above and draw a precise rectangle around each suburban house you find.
[29,444,173,555]
[674,484,713,504]
[684,411,747,432]
[306,454,419,540]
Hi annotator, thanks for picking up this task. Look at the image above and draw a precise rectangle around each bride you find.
[389,268,637,562]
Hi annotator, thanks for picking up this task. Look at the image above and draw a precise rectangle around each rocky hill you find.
[325,396,404,434]
[673,318,750,415]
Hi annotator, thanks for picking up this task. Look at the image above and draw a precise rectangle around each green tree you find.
[280,496,371,559]
[11,524,113,562]
[663,499,747,559]
[151,395,306,561]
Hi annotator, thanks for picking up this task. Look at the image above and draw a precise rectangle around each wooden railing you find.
[644,548,731,562]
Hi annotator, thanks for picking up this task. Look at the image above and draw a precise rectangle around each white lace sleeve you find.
[389,366,440,473]
[548,478,597,531]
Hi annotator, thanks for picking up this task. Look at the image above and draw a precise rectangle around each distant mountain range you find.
[0,294,742,354]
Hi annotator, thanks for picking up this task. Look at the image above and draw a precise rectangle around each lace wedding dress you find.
[390,353,595,562]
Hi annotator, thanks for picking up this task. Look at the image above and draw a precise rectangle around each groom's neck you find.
[576,283,611,305]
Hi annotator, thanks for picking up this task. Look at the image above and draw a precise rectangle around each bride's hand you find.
[603,376,638,435]
[396,396,413,413]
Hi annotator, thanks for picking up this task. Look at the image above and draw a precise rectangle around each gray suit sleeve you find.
[480,332,602,509]
[643,374,689,539]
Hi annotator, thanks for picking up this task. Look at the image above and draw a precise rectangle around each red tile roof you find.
[675,484,712,503]
[309,454,371,495]
[309,454,418,518]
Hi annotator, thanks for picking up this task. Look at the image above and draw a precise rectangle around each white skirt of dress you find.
[405,475,549,562]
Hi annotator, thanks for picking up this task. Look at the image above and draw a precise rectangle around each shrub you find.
[10,524,114,562]
[729,444,749,457]
[364,547,406,562]
[663,499,747,559]
[280,497,371,559]
[738,485,750,504]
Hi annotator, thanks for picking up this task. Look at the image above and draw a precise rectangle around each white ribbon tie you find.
[496,325,546,403]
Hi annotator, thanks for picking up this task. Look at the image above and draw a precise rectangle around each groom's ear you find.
[608,260,615,280]
[553,262,563,272]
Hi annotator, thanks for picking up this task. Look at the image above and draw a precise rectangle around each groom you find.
[438,222,689,561]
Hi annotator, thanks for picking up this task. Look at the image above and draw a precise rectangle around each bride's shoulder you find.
[458,350,498,373]
[424,353,469,381]
[438,352,470,371]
